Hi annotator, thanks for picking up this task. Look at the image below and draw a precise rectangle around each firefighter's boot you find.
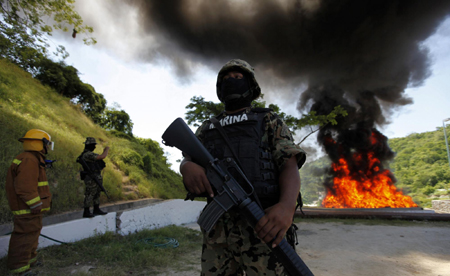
[83,207,95,218]
[93,204,107,216]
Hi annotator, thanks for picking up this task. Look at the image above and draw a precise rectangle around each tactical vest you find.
[202,108,280,209]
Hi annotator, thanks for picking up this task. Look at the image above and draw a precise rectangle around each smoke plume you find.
[77,0,450,138]
[98,0,449,123]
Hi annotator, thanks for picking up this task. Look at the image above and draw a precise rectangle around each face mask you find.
[86,144,96,152]
[221,77,252,111]
[43,138,54,151]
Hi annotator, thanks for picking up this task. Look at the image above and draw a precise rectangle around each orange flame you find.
[322,133,417,208]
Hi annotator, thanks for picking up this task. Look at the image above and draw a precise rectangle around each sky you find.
[48,0,450,171]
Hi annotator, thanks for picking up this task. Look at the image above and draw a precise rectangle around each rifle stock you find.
[162,117,214,167]
[162,117,314,276]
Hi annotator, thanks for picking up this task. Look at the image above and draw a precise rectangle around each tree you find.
[34,58,106,121]
[100,104,134,136]
[34,58,68,93]
[185,96,224,127]
[292,106,348,144]
[184,95,347,144]
[34,58,82,97]
[0,0,95,72]
[75,83,106,123]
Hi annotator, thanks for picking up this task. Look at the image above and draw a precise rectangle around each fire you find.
[322,132,418,208]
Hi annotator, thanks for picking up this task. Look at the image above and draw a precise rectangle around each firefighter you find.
[5,129,54,275]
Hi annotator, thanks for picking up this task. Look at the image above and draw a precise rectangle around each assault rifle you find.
[162,118,314,276]
[76,155,110,200]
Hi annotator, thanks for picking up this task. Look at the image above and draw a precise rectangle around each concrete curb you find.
[0,198,164,235]
[0,199,206,258]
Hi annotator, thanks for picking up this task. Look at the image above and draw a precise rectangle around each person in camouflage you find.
[79,137,109,218]
[180,59,306,276]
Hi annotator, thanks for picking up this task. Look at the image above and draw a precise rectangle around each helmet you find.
[216,59,261,102]
[84,137,97,145]
[19,129,53,152]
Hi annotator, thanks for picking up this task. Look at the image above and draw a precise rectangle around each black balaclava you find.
[85,144,96,152]
[221,75,253,111]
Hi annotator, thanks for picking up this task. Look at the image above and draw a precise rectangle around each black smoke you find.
[120,0,450,123]
[82,0,450,152]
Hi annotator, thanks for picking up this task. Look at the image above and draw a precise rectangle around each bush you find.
[120,149,143,168]
[142,153,153,174]
[137,182,152,198]
[129,171,144,185]
[422,186,435,196]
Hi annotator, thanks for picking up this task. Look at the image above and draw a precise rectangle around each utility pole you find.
[443,118,450,170]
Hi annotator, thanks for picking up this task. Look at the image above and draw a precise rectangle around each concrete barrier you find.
[0,199,206,258]
[117,199,206,235]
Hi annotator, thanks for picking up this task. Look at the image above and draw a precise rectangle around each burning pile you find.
[320,127,417,208]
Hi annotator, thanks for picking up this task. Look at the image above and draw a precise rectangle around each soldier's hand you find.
[180,161,214,198]
[104,146,110,152]
[30,204,43,214]
[254,201,295,248]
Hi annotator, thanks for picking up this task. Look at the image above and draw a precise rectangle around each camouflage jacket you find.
[81,150,104,176]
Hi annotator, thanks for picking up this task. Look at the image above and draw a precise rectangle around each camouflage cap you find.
[84,137,97,145]
[216,59,261,102]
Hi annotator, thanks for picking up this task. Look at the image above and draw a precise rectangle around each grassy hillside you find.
[389,130,450,207]
[0,59,185,224]
[300,129,450,208]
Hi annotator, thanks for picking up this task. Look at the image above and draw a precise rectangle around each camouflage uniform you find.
[82,150,103,208]
[196,108,306,276]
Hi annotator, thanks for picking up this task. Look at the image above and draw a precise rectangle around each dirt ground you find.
[295,221,450,276]
[158,220,450,276]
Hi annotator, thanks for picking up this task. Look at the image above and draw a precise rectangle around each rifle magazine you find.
[197,195,236,232]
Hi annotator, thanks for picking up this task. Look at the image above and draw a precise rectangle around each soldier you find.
[180,59,306,275]
[5,129,54,275]
[79,137,109,218]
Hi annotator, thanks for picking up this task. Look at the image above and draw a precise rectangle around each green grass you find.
[0,58,186,224]
[0,225,203,276]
